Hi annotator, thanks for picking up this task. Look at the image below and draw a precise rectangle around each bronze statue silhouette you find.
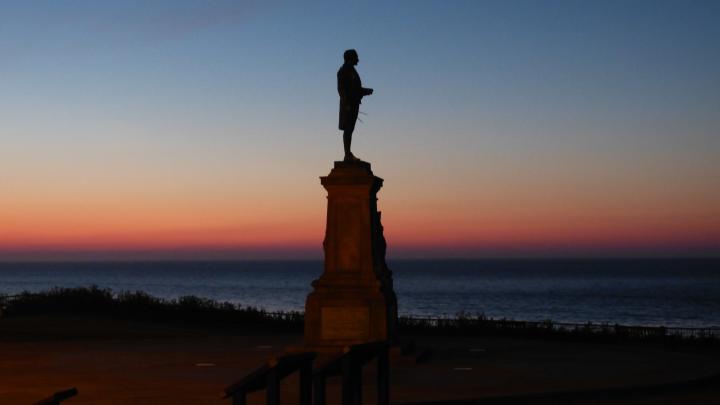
[337,49,373,162]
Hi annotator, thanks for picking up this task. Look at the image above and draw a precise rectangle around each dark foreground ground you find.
[0,316,718,404]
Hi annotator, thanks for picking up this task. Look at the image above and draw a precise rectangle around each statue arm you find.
[337,70,353,100]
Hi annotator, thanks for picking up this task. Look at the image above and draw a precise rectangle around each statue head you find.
[343,49,359,65]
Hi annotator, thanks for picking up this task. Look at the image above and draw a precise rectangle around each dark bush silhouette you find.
[1,287,717,347]
[0,286,302,331]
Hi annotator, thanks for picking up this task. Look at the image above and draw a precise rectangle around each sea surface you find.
[1,259,718,328]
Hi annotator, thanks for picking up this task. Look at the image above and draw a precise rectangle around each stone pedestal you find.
[304,161,398,351]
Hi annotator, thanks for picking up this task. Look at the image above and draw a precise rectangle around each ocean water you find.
[0,259,718,328]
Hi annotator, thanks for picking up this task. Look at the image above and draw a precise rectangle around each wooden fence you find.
[398,315,720,339]
[224,341,390,405]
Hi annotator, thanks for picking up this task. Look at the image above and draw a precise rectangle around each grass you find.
[0,286,303,331]
[1,287,717,347]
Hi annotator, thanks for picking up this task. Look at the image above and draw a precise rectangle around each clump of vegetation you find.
[1,287,717,346]
[0,286,302,331]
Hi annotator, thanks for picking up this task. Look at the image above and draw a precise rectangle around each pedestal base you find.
[303,161,398,351]
[304,286,397,350]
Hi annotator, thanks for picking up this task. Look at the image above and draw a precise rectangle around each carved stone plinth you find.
[304,161,398,351]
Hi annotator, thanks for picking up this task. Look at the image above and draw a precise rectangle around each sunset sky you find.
[1,1,718,260]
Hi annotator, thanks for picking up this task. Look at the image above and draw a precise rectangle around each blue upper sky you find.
[1,0,718,259]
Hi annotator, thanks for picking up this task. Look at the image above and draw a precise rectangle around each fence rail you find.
[33,387,78,405]
[224,351,315,405]
[398,316,720,339]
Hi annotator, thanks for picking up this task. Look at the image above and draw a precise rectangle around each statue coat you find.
[337,63,372,131]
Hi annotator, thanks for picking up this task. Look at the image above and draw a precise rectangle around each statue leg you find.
[342,104,359,161]
[343,129,353,160]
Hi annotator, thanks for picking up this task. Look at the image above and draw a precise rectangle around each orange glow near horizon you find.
[2,181,718,259]
[2,103,718,260]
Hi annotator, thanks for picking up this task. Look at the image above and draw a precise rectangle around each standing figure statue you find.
[337,49,373,162]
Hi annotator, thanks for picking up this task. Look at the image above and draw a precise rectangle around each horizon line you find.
[1,255,718,264]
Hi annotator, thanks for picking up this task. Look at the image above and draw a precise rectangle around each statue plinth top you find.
[333,160,372,172]
[321,160,382,189]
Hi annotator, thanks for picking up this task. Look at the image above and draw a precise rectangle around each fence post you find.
[341,355,352,405]
[266,368,280,405]
[232,392,246,405]
[312,373,326,405]
[377,347,389,405]
[341,354,362,405]
[299,360,312,405]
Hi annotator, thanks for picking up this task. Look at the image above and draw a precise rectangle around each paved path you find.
[0,316,717,404]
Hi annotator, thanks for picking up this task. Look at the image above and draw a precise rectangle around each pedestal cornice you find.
[320,161,383,191]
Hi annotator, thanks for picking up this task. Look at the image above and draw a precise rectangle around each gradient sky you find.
[1,0,719,260]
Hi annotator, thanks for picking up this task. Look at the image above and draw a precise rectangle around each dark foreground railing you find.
[33,388,78,405]
[224,341,390,405]
[313,341,390,405]
[224,352,316,405]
